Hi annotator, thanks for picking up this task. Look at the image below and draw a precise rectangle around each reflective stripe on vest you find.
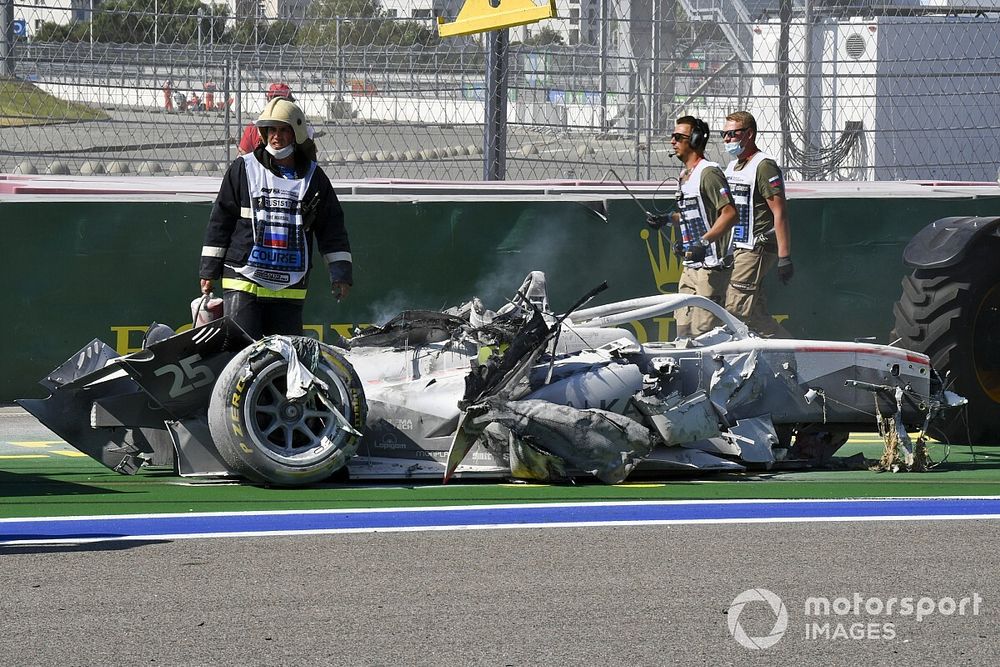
[222,277,307,300]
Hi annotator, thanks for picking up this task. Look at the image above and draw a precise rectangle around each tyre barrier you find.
[13,161,38,174]
[137,161,163,175]
[46,161,70,175]
[79,161,106,175]
[7,143,489,177]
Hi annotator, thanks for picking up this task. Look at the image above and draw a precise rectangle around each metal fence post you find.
[234,58,242,155]
[802,0,815,178]
[224,57,232,165]
[434,45,440,100]
[633,67,641,180]
[483,28,509,181]
[660,0,676,133]
[335,17,343,100]
[650,0,660,136]
[645,66,653,179]
[599,0,607,132]
[0,0,15,78]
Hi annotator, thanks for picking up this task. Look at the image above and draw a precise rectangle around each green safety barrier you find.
[3,193,999,402]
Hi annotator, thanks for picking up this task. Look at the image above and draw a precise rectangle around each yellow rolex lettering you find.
[653,317,675,342]
[626,320,649,343]
[109,326,149,355]
[640,228,682,294]
[302,324,324,341]
[329,323,356,340]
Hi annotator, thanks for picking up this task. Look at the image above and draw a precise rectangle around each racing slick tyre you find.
[208,337,367,486]
[891,241,1000,445]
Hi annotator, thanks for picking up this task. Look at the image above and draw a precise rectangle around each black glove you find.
[777,256,794,285]
[685,242,707,264]
[672,240,685,259]
[645,211,672,230]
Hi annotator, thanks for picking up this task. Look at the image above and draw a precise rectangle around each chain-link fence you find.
[1,0,999,181]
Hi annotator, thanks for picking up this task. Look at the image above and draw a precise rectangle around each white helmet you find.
[255,97,308,144]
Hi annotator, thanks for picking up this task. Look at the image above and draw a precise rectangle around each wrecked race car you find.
[18,272,966,486]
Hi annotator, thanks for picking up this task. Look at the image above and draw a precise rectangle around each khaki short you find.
[676,265,732,338]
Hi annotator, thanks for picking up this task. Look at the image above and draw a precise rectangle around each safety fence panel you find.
[1,0,999,181]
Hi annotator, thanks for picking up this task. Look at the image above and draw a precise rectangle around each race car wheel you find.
[208,338,367,486]
[892,240,1000,444]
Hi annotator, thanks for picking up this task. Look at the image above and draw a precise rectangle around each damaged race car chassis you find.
[19,273,965,486]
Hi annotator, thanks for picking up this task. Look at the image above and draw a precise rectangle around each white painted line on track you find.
[4,497,1000,546]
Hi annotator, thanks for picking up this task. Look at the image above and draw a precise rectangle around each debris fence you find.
[1,0,999,181]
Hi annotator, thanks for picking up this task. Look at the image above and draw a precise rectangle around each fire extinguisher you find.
[191,292,224,327]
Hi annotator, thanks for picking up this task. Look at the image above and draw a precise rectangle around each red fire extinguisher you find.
[191,292,224,328]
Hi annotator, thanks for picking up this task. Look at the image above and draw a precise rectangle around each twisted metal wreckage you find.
[20,272,967,486]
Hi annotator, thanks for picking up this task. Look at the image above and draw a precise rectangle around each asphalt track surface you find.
[2,522,998,665]
[4,409,1000,664]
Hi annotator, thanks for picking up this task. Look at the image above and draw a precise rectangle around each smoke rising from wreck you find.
[468,210,580,312]
[362,208,589,326]
[365,290,417,327]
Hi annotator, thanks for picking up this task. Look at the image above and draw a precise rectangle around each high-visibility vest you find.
[678,159,727,269]
[235,154,317,291]
[725,151,772,251]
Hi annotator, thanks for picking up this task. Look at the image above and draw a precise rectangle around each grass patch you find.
[0,78,109,127]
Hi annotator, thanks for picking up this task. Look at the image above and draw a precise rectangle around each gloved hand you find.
[777,256,794,285]
[332,281,351,302]
[672,240,685,259]
[645,211,672,230]
[685,242,707,264]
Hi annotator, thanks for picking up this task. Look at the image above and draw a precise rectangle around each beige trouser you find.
[724,247,790,338]
[676,265,732,338]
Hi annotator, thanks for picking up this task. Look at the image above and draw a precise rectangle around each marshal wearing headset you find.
[648,115,738,339]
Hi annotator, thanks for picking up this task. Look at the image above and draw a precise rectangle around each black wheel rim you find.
[242,359,353,466]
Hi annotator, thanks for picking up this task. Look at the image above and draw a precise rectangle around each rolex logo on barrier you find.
[640,228,682,294]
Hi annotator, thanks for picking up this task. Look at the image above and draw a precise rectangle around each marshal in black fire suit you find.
[199,143,352,339]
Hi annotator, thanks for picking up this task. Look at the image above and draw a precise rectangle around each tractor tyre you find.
[892,240,1000,444]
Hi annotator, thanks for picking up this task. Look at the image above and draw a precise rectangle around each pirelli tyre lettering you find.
[208,337,367,486]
